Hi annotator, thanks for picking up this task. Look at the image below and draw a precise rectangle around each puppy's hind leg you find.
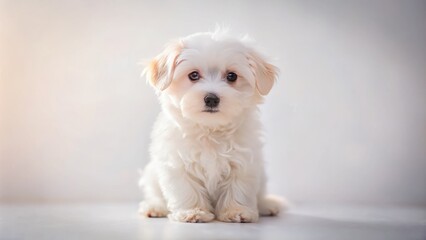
[139,162,168,218]
[258,195,287,216]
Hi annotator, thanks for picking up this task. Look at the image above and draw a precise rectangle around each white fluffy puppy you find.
[139,30,283,223]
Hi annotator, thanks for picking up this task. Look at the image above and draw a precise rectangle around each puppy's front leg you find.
[160,166,215,223]
[216,173,259,223]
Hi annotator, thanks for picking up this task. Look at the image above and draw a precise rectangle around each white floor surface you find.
[1,203,425,240]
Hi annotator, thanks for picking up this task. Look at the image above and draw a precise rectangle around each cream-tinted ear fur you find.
[248,51,279,95]
[145,41,183,91]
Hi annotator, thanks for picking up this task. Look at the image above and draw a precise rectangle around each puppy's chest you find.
[187,136,232,174]
[179,134,248,193]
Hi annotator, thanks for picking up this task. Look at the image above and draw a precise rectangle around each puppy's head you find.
[145,31,278,127]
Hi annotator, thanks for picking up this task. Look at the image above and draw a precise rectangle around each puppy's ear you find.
[248,51,279,95]
[144,41,182,91]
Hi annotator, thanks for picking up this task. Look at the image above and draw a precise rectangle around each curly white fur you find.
[139,29,285,223]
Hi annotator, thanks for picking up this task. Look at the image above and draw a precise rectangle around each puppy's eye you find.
[188,71,200,81]
[226,72,238,82]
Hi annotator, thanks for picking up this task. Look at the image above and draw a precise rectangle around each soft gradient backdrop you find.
[1,0,425,205]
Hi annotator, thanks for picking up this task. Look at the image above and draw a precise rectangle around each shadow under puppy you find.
[139,30,284,223]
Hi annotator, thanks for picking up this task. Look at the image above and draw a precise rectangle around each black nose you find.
[204,93,220,108]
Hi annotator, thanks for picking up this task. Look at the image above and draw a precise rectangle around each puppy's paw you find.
[169,208,215,223]
[258,195,286,216]
[139,200,168,218]
[217,206,259,223]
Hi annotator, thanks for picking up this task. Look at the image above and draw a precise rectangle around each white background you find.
[1,0,425,205]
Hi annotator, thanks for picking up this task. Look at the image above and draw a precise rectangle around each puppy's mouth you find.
[203,108,219,113]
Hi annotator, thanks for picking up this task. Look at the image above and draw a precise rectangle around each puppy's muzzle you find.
[204,93,220,108]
